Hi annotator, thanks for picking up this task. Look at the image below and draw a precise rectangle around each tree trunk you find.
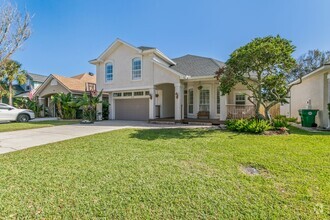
[264,106,271,121]
[9,82,13,106]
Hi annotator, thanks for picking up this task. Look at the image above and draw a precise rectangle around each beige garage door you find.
[115,98,149,120]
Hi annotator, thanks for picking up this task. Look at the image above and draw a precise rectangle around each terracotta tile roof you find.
[52,73,96,92]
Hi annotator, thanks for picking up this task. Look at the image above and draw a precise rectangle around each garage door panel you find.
[115,98,149,120]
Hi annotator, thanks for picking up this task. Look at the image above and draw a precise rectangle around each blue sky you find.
[12,0,330,77]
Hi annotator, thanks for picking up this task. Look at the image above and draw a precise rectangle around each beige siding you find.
[96,44,180,92]
[289,70,328,127]
[38,79,70,97]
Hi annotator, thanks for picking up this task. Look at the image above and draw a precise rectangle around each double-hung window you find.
[188,89,193,114]
[132,58,141,80]
[105,62,113,82]
[199,89,210,111]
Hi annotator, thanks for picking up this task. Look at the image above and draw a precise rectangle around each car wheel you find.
[17,114,30,122]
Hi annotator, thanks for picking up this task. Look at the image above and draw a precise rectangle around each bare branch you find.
[0,1,31,67]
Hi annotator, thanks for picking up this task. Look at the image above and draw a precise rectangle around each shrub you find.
[226,119,272,134]
[274,115,297,123]
[272,119,288,129]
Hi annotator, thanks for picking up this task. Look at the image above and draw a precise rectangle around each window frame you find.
[199,89,210,112]
[217,88,220,114]
[188,88,194,114]
[105,61,114,83]
[132,57,142,81]
[235,93,246,106]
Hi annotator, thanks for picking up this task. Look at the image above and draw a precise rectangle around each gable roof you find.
[52,73,96,92]
[89,38,175,65]
[34,72,96,96]
[170,54,225,77]
[138,46,155,51]
[27,73,48,82]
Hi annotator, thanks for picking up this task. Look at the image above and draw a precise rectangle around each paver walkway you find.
[0,120,212,154]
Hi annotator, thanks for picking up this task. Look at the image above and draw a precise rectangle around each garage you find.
[115,98,149,120]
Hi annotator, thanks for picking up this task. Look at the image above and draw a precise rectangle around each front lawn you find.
[0,128,329,218]
[0,120,79,132]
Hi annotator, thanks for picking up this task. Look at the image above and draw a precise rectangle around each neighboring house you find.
[280,63,330,128]
[90,39,254,121]
[0,73,47,103]
[33,72,96,117]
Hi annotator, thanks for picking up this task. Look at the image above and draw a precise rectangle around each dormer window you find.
[105,62,113,82]
[132,58,141,80]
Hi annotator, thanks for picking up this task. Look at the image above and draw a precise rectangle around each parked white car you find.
[0,103,35,122]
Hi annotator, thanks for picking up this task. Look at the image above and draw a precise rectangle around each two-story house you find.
[90,39,254,122]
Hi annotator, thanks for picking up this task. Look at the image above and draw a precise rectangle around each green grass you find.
[0,120,79,132]
[0,128,329,219]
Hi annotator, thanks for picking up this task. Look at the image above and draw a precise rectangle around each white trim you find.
[234,92,247,105]
[154,49,176,65]
[104,60,114,83]
[152,59,185,78]
[101,86,153,92]
[90,39,142,64]
[198,86,211,112]
[290,65,330,85]
[188,88,194,115]
[131,57,142,81]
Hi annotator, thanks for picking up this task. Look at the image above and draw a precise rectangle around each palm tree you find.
[76,90,103,121]
[0,60,26,105]
[0,82,9,102]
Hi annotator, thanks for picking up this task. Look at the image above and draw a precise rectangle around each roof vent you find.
[88,72,94,76]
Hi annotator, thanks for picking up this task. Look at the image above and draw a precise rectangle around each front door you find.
[199,89,210,112]
[184,91,187,118]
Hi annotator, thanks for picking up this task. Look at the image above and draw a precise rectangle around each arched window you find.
[105,62,113,82]
[132,58,141,80]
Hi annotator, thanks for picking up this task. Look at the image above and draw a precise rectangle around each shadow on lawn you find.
[288,126,330,136]
[129,128,218,140]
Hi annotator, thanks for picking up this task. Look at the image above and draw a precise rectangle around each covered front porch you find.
[152,80,255,122]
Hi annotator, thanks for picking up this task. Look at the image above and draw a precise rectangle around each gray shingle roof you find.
[170,54,225,77]
[138,46,155,51]
[27,73,48,82]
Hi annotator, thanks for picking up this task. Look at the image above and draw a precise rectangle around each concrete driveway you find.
[0,120,212,155]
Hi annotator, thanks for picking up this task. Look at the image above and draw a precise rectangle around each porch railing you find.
[226,104,255,119]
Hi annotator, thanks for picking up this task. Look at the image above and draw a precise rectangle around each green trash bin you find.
[298,109,319,127]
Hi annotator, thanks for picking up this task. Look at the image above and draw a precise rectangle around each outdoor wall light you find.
[149,94,152,100]
[175,92,178,99]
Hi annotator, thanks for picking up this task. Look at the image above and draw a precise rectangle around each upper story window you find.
[105,62,113,82]
[132,58,141,80]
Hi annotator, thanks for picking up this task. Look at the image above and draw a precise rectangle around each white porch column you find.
[220,94,227,121]
[149,87,156,119]
[175,83,184,120]
[109,92,115,120]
